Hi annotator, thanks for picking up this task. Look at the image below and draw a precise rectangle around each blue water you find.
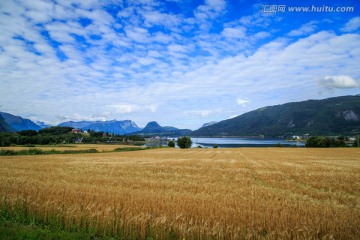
[190,138,304,148]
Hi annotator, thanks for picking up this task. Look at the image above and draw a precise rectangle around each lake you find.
[189,137,305,148]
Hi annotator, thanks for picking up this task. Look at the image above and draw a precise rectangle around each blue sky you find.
[0,0,359,129]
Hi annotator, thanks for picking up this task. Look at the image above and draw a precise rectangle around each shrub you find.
[213,144,218,148]
[306,136,346,148]
[0,150,16,156]
[168,140,175,148]
[177,137,192,149]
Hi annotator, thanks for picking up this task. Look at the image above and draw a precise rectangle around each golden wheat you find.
[0,148,359,239]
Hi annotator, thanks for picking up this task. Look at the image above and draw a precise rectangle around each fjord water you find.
[190,137,304,148]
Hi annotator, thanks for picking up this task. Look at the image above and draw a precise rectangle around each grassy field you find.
[0,148,359,239]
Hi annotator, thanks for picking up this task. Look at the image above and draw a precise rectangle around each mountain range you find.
[58,120,141,135]
[1,95,360,136]
[192,95,360,136]
[36,121,51,129]
[0,112,41,131]
[132,121,192,136]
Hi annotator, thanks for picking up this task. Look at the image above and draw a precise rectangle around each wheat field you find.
[0,148,359,239]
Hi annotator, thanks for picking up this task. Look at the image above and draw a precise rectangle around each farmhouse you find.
[71,128,82,133]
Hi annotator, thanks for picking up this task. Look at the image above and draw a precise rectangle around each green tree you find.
[306,136,346,148]
[168,140,175,148]
[128,135,145,141]
[177,137,192,149]
[0,133,12,146]
[39,126,73,135]
[353,136,360,147]
[19,130,38,137]
[305,136,318,147]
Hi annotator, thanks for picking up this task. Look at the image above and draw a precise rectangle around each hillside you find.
[201,121,218,128]
[192,95,360,137]
[0,115,15,132]
[132,121,192,136]
[0,112,41,131]
[58,120,141,135]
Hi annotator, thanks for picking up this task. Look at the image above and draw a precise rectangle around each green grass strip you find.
[0,148,98,156]
[0,221,92,240]
[0,146,158,156]
[113,147,149,152]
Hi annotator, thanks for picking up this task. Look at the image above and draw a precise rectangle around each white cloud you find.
[185,109,222,118]
[239,13,273,28]
[54,112,110,123]
[252,31,270,40]
[318,75,359,89]
[137,56,157,66]
[341,17,360,32]
[108,103,159,115]
[147,104,158,113]
[194,0,226,21]
[288,21,317,37]
[236,99,250,106]
[205,0,226,12]
[125,26,149,42]
[222,27,246,39]
[20,0,54,23]
[167,44,186,52]
[108,104,139,114]
[142,11,180,28]
[152,32,173,43]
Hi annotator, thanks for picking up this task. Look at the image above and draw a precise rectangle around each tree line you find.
[305,136,359,148]
[0,126,144,146]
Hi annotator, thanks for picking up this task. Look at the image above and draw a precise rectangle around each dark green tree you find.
[0,133,13,146]
[39,126,73,135]
[168,140,175,148]
[177,137,192,149]
[19,130,38,137]
[306,136,346,148]
[128,135,145,141]
[353,136,360,147]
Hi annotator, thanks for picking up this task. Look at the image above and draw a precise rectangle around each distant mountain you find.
[86,120,141,135]
[0,115,15,132]
[201,121,218,128]
[139,121,164,133]
[58,120,141,135]
[0,112,41,131]
[133,121,192,136]
[192,95,360,137]
[58,121,101,129]
[36,121,52,129]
